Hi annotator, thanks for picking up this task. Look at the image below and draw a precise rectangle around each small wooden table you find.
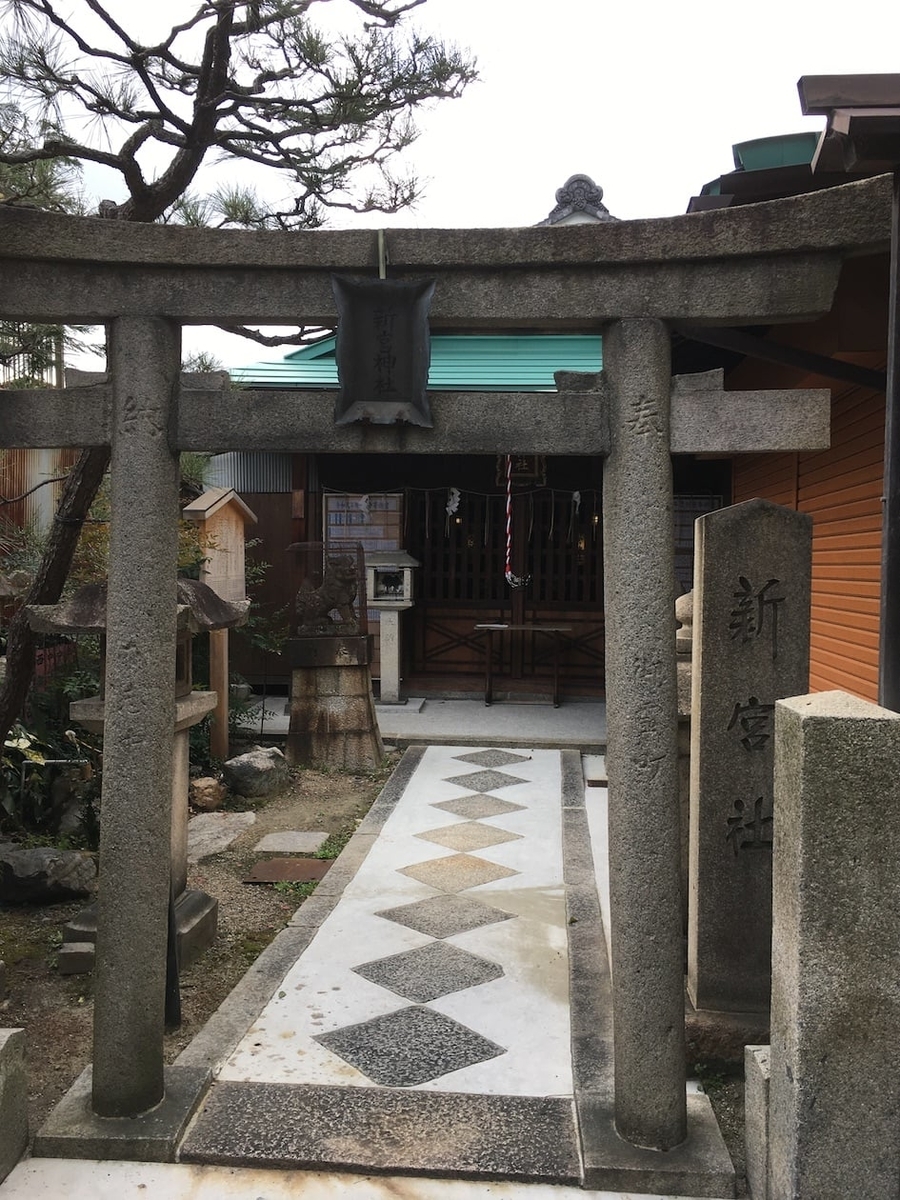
[474,623,573,708]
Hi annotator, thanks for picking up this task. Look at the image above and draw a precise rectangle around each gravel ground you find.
[706,1075,749,1196]
[0,756,397,1136]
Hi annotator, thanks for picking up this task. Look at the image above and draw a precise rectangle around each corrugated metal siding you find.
[229,334,603,392]
[207,452,292,493]
[0,448,79,536]
[733,382,884,702]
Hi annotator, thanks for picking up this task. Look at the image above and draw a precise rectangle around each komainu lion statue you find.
[295,554,359,634]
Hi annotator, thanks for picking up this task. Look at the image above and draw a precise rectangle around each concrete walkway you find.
[1,741,735,1200]
[240,694,607,751]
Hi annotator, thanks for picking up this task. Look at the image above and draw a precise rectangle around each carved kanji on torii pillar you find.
[0,177,889,1186]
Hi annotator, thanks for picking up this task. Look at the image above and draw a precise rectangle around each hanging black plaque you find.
[331,274,435,427]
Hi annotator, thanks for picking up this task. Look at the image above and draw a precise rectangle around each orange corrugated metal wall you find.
[733,382,884,702]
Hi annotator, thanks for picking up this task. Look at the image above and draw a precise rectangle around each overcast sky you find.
[63,0,900,368]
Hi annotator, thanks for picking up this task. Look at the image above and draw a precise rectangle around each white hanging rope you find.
[505,454,530,589]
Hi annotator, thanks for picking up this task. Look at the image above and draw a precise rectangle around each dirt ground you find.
[1,750,746,1191]
[0,756,396,1139]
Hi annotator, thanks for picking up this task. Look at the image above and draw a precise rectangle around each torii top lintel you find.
[0,175,890,328]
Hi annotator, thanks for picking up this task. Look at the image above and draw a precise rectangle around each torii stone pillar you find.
[92,317,180,1117]
[562,356,830,1174]
[603,319,685,1148]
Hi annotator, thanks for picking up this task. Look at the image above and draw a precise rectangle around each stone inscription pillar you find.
[688,500,811,1014]
[768,692,900,1199]
[92,318,180,1117]
[602,318,686,1149]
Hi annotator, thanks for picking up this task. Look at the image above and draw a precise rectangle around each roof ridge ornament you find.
[539,174,617,225]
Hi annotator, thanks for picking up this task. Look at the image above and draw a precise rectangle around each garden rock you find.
[0,844,96,904]
[190,776,227,812]
[222,747,290,798]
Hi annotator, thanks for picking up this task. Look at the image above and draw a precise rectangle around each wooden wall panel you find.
[733,382,884,702]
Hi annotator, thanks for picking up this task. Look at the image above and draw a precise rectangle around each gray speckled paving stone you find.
[400,852,519,893]
[416,820,521,852]
[314,1005,505,1086]
[253,831,327,853]
[453,749,533,768]
[443,769,528,792]
[353,940,504,1002]
[180,1081,582,1183]
[376,893,517,939]
[432,793,526,819]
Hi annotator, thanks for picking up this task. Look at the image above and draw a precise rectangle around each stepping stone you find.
[244,858,331,884]
[253,831,327,853]
[187,811,256,862]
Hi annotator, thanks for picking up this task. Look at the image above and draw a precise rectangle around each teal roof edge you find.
[229,332,603,392]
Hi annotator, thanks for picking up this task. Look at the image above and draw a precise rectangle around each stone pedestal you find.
[376,605,412,704]
[285,636,384,771]
[763,692,900,1200]
[63,690,219,972]
[0,1028,27,1184]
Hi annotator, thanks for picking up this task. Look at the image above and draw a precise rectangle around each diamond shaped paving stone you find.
[376,894,516,939]
[417,820,521,853]
[443,769,528,793]
[453,749,532,768]
[432,793,526,819]
[400,853,519,893]
[353,941,504,1003]
[314,1006,505,1086]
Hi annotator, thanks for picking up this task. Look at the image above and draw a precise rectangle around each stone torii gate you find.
[0,177,889,1181]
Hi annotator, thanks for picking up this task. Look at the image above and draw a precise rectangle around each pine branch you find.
[215,323,331,347]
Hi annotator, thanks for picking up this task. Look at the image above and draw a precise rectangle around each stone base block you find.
[285,636,372,668]
[33,1063,209,1163]
[62,903,98,947]
[685,998,770,1070]
[287,660,384,771]
[57,942,96,976]
[0,1029,28,1184]
[174,889,219,967]
[579,1090,736,1197]
[286,729,384,772]
[744,1045,770,1200]
[60,889,218,974]
[181,1081,581,1182]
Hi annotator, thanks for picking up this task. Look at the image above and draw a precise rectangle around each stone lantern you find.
[26,578,248,972]
[365,550,420,704]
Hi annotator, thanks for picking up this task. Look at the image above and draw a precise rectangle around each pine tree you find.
[0,0,476,740]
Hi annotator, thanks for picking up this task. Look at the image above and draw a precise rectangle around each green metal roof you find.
[731,132,820,172]
[229,332,602,392]
[700,132,820,197]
